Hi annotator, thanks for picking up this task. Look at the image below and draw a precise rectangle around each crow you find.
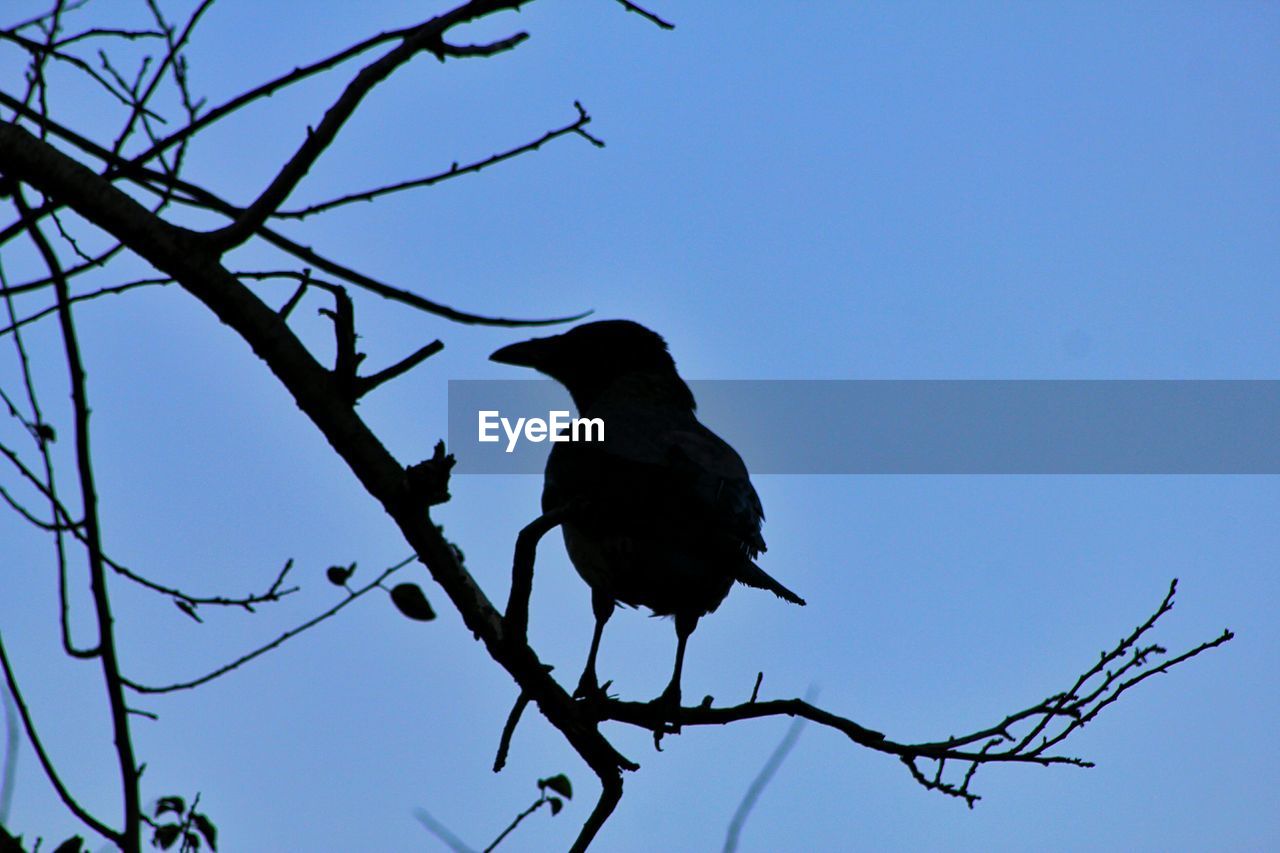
[490,320,804,706]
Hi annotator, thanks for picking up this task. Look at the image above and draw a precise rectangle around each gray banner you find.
[447,380,1280,474]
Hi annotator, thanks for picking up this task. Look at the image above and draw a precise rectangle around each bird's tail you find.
[735,561,806,606]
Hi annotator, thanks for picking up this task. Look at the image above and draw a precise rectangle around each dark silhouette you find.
[491,320,805,706]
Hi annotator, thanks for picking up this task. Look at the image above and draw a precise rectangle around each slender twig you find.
[14,187,141,851]
[354,340,444,398]
[52,28,165,48]
[123,25,420,170]
[6,0,90,33]
[0,631,119,843]
[0,277,170,338]
[206,3,532,250]
[592,580,1232,808]
[0,95,591,327]
[613,0,675,29]
[504,507,574,642]
[1,229,92,661]
[484,794,546,852]
[274,102,599,220]
[0,30,154,113]
[123,556,416,693]
[108,0,215,158]
[0,242,124,298]
[493,692,531,772]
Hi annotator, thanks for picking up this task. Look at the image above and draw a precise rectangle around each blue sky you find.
[1,2,1277,850]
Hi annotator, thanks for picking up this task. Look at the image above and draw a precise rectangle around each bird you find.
[490,320,805,707]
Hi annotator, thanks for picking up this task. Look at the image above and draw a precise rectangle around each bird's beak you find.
[490,334,558,369]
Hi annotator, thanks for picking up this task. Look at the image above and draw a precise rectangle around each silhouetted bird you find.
[491,320,805,706]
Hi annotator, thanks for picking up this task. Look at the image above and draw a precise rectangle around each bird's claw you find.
[573,677,613,706]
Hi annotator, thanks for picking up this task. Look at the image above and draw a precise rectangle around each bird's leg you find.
[574,589,614,701]
[656,612,698,710]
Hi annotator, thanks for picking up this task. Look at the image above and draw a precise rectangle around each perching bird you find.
[490,320,804,706]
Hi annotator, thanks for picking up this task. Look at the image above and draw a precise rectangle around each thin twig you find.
[206,3,533,250]
[14,186,142,850]
[0,631,118,843]
[275,102,599,219]
[504,507,574,643]
[613,0,675,29]
[493,692,531,772]
[354,340,444,398]
[123,556,416,693]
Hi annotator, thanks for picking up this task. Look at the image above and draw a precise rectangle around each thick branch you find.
[0,115,637,813]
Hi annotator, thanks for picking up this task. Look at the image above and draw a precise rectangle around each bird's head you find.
[490,320,694,411]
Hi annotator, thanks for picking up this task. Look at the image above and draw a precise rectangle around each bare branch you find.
[493,692,531,773]
[592,579,1231,807]
[275,102,600,220]
[613,0,675,30]
[123,556,416,694]
[13,186,141,849]
[206,2,534,251]
[0,94,590,327]
[0,630,119,843]
[504,507,575,643]
[354,339,444,398]
[0,277,169,338]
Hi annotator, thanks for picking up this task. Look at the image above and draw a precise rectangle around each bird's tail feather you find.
[736,561,806,606]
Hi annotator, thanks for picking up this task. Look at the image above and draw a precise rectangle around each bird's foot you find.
[573,676,613,708]
[649,684,684,749]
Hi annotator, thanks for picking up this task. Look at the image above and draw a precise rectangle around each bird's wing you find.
[661,422,767,556]
[544,404,777,563]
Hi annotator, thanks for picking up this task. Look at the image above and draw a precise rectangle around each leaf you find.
[548,796,563,816]
[193,812,218,850]
[326,563,355,586]
[390,583,436,621]
[538,773,572,800]
[154,824,182,849]
[51,837,84,853]
[155,796,185,816]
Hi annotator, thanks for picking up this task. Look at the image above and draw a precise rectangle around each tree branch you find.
[612,1,674,30]
[123,556,414,694]
[205,1,533,251]
[593,579,1232,808]
[0,116,638,809]
[12,187,141,850]
[274,101,599,220]
[0,630,118,844]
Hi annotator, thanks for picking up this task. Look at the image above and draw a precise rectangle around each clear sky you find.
[1,2,1277,851]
